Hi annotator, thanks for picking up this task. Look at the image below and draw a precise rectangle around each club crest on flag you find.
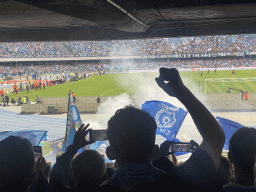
[142,100,187,141]
[155,109,176,135]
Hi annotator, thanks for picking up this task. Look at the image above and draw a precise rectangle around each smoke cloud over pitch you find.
[94,68,206,144]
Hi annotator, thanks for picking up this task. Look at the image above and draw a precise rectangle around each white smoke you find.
[93,70,204,144]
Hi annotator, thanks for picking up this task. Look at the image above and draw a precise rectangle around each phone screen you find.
[170,142,195,152]
[89,130,107,141]
[33,146,42,162]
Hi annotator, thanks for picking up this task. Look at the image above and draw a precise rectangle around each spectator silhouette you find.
[102,105,165,190]
[29,156,50,192]
[217,156,231,186]
[155,68,226,191]
[49,123,94,192]
[70,150,107,192]
[99,68,225,192]
[100,104,207,191]
[223,127,256,191]
[0,136,37,192]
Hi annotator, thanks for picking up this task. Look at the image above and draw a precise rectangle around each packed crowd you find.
[0,62,106,77]
[0,34,256,58]
[1,57,256,78]
[0,68,255,192]
[0,42,72,58]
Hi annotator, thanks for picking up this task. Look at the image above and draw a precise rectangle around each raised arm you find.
[155,68,225,169]
[49,123,93,191]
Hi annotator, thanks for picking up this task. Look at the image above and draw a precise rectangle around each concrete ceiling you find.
[1,0,256,42]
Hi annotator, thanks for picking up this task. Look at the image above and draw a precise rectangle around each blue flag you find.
[87,141,114,163]
[49,137,65,158]
[142,100,187,141]
[62,92,83,151]
[0,130,47,146]
[216,116,243,150]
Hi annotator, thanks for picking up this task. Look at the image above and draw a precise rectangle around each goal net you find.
[205,77,256,94]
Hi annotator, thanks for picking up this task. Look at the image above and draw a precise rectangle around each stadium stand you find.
[0,34,256,58]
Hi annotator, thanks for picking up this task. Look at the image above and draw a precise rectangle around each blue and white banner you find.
[216,116,243,150]
[0,130,47,146]
[79,141,114,163]
[142,100,187,141]
[49,137,65,158]
[62,92,83,151]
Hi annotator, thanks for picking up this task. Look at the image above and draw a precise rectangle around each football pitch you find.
[6,69,256,102]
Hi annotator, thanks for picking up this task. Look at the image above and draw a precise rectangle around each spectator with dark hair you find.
[102,105,165,190]
[100,105,204,191]
[223,127,256,191]
[99,68,225,192]
[217,156,231,186]
[0,136,38,192]
[70,150,107,192]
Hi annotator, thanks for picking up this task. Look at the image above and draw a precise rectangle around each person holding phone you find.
[155,68,225,191]
[49,124,107,192]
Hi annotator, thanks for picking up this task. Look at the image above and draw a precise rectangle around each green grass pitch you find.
[6,69,256,102]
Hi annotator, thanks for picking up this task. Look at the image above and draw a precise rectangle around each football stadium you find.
[1,37,256,162]
[0,1,256,191]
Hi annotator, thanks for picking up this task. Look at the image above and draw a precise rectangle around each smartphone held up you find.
[170,142,195,153]
[86,129,108,142]
[33,146,42,162]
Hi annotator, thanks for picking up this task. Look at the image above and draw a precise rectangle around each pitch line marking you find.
[100,89,115,96]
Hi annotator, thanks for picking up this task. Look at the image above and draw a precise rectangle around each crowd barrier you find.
[20,94,256,114]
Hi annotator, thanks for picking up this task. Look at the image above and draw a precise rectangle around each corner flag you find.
[142,100,187,141]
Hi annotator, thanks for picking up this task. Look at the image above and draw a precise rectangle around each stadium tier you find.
[0,34,256,58]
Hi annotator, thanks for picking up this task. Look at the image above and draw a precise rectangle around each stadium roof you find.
[1,0,256,42]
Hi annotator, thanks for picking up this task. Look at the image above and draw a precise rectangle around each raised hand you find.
[160,140,174,156]
[155,68,185,98]
[36,156,48,172]
[72,123,94,150]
